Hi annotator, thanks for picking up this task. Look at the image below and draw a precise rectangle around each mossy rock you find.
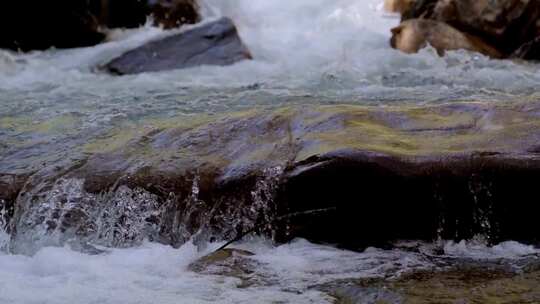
[6,101,540,250]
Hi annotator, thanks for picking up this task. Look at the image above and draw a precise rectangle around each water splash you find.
[8,165,286,254]
[92,186,162,247]
[10,178,163,254]
[0,199,9,252]
[248,166,284,240]
[468,173,497,241]
[157,174,212,247]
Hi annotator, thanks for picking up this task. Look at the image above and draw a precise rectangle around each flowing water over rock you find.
[1,0,540,303]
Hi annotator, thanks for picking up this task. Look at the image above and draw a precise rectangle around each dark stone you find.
[0,0,200,52]
[275,153,540,250]
[150,0,200,29]
[95,0,199,29]
[401,0,439,20]
[0,1,105,51]
[104,17,252,75]
[512,36,540,61]
[0,173,29,232]
[94,0,149,29]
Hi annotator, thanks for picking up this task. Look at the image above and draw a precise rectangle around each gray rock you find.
[104,17,252,75]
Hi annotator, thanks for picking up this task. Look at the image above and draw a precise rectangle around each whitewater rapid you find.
[1,0,539,100]
[3,0,539,174]
[1,1,540,303]
[0,236,537,304]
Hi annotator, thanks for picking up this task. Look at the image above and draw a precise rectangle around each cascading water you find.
[0,199,9,252]
[1,0,540,303]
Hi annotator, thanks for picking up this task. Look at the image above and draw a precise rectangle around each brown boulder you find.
[390,19,502,58]
[429,0,540,55]
[396,0,540,59]
[384,0,417,14]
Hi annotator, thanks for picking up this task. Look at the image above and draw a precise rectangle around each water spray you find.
[214,207,337,252]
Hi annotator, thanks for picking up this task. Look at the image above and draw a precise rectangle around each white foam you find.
[0,238,436,304]
[244,238,432,288]
[0,0,536,101]
[0,235,537,303]
[443,239,539,259]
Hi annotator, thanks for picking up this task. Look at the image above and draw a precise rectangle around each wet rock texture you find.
[105,17,252,74]
[388,0,540,60]
[332,266,540,304]
[0,0,199,51]
[3,101,540,251]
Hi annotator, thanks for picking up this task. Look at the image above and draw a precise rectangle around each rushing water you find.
[0,237,538,304]
[2,0,540,173]
[2,0,540,303]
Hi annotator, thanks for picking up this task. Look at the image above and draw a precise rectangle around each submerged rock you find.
[4,101,540,252]
[330,266,540,303]
[188,248,255,276]
[104,17,252,75]
[400,0,439,20]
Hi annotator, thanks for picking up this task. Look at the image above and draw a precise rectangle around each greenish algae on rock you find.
[331,266,540,304]
[5,101,540,250]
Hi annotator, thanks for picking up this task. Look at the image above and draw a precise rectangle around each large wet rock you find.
[4,101,540,252]
[188,248,259,288]
[390,0,540,60]
[104,17,252,75]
